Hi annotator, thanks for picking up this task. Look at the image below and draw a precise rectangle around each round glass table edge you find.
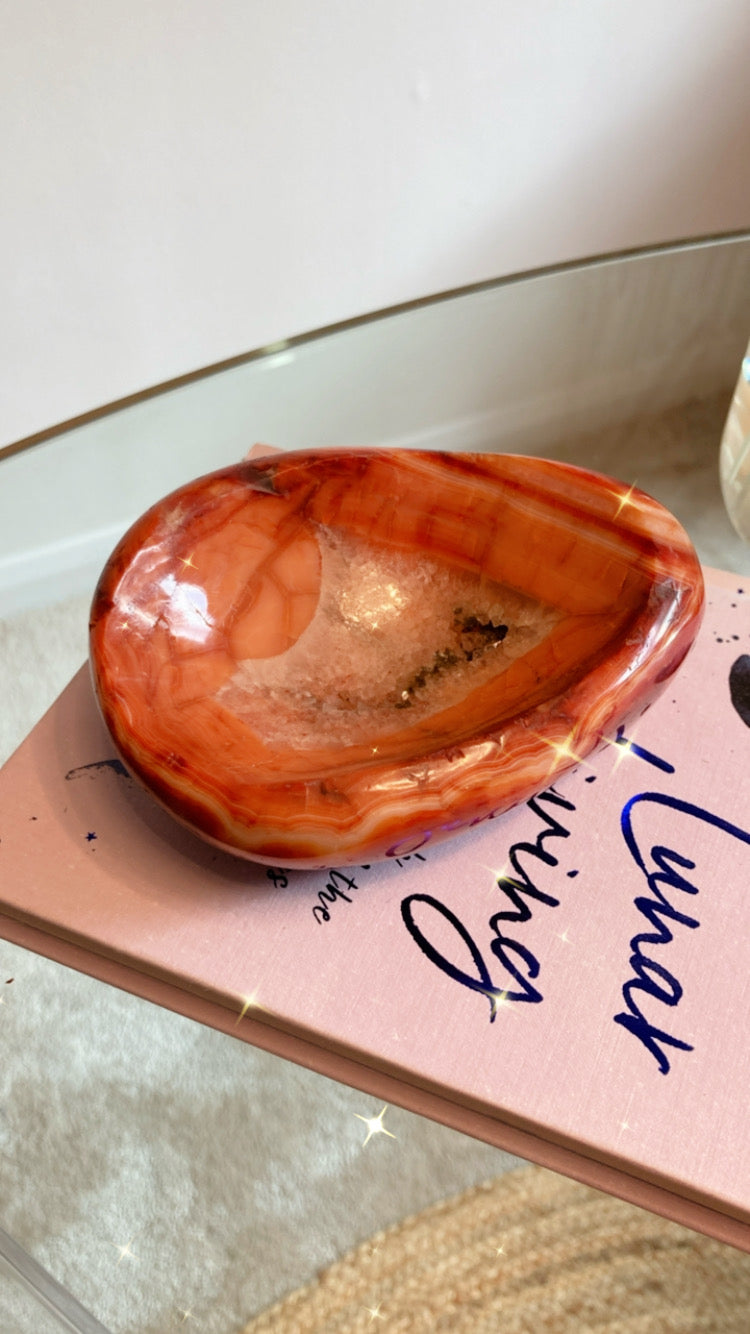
[3,228,749,465]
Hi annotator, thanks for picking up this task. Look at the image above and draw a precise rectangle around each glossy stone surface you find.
[89,449,704,868]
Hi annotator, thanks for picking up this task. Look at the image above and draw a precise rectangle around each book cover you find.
[1,567,749,1248]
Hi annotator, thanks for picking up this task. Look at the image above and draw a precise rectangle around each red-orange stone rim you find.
[89,449,705,869]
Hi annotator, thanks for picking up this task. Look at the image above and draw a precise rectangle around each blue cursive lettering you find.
[401,786,574,1018]
[616,791,750,1073]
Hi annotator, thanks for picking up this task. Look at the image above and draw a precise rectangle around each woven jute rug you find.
[241,1166,750,1333]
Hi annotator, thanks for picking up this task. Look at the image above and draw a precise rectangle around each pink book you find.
[1,566,749,1248]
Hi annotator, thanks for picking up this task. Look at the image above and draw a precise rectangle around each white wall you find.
[2,0,750,449]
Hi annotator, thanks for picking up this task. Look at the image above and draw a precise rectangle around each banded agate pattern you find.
[89,450,704,868]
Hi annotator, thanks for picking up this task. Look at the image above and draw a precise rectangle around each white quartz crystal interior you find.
[220,527,558,750]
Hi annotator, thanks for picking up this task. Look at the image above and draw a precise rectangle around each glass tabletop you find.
[3,232,750,620]
[1,236,749,1334]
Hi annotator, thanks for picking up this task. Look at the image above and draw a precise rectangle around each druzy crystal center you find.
[218,526,559,753]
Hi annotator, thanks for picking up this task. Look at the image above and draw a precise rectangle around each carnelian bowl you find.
[89,449,704,868]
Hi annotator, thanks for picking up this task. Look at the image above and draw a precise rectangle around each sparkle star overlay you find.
[235,988,266,1025]
[609,480,640,518]
[616,1087,639,1142]
[354,1105,396,1146]
[485,987,514,1018]
[110,1237,139,1265]
[537,730,589,773]
[481,860,510,894]
[602,728,675,776]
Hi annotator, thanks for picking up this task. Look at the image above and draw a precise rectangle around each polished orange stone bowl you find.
[89,449,704,868]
